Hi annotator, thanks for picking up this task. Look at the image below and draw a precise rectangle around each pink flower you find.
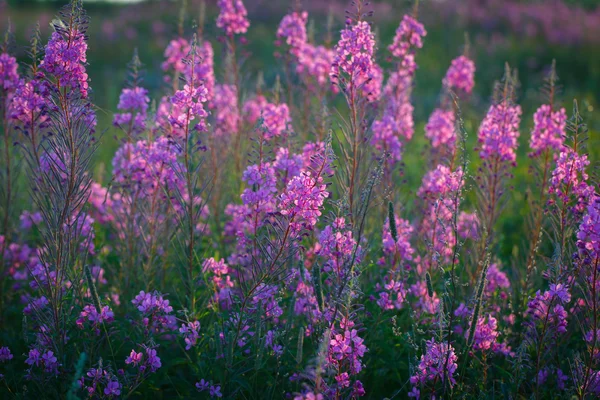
[388,15,426,59]
[529,104,566,156]
[425,108,456,150]
[330,21,376,88]
[443,55,476,94]
[216,0,250,36]
[277,11,308,50]
[477,101,522,163]
[0,53,19,90]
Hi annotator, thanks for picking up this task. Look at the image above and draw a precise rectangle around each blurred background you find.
[1,0,599,258]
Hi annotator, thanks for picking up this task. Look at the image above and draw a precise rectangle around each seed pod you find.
[426,272,434,298]
[296,327,304,365]
[388,201,398,243]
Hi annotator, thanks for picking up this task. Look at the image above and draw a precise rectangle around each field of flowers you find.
[0,0,599,398]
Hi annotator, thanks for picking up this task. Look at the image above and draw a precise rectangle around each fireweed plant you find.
[0,0,598,398]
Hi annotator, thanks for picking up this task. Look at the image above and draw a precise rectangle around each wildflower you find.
[168,79,209,138]
[370,114,404,163]
[425,108,456,150]
[388,15,426,59]
[210,84,239,137]
[382,215,414,261]
[443,55,476,94]
[104,380,121,397]
[549,149,593,214]
[9,79,50,131]
[417,165,464,202]
[41,26,89,97]
[577,195,600,256]
[261,102,291,140]
[76,304,115,334]
[317,222,360,276]
[0,53,19,90]
[279,171,329,231]
[296,43,335,88]
[410,338,458,387]
[485,264,510,295]
[0,347,13,362]
[277,11,308,51]
[477,101,522,163]
[457,212,480,240]
[179,321,201,350]
[123,351,142,370]
[113,86,150,136]
[330,20,376,88]
[216,0,250,36]
[19,211,43,231]
[468,314,499,351]
[529,104,566,156]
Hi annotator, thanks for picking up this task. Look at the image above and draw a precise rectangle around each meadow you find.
[0,0,599,398]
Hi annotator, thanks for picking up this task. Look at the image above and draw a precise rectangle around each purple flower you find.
[330,21,376,88]
[443,55,476,94]
[179,321,201,350]
[0,53,19,90]
[529,104,566,156]
[210,84,239,137]
[125,350,143,366]
[104,380,121,396]
[388,15,426,59]
[410,338,457,387]
[216,0,250,36]
[425,108,456,150]
[277,11,308,51]
[210,385,223,398]
[0,347,13,362]
[41,27,89,97]
[113,86,150,136]
[477,101,522,163]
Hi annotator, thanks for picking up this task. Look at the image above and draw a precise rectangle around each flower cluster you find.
[76,304,115,334]
[577,195,600,258]
[179,321,200,350]
[442,55,476,94]
[9,79,50,132]
[330,21,376,88]
[196,379,223,398]
[424,108,456,150]
[529,104,567,156]
[549,149,593,213]
[131,290,175,333]
[113,86,149,136]
[296,44,335,88]
[202,257,234,309]
[388,15,426,59]
[317,218,360,277]
[112,136,183,197]
[25,348,60,376]
[526,285,571,336]
[211,84,239,137]
[417,165,464,202]
[216,0,250,36]
[79,368,121,397]
[167,77,209,138]
[477,101,522,162]
[276,11,308,51]
[0,53,19,90]
[410,338,458,390]
[125,347,162,373]
[279,171,329,233]
[41,27,89,97]
[326,320,368,396]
